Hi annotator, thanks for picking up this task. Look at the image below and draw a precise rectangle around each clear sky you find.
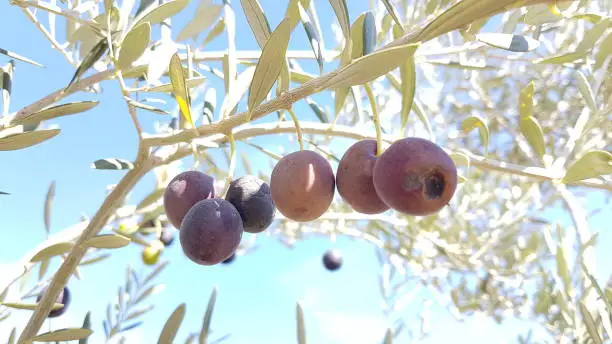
[1,0,610,343]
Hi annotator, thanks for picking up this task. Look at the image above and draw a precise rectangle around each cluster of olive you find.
[162,172,276,266]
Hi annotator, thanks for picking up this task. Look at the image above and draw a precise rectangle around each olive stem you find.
[364,83,383,157]
[286,108,304,151]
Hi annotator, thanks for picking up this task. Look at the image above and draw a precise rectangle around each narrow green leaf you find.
[1,302,64,311]
[296,302,306,344]
[146,77,206,93]
[137,188,166,210]
[126,98,169,115]
[519,116,546,159]
[326,43,420,89]
[327,0,350,40]
[306,98,329,123]
[1,61,13,117]
[30,242,74,262]
[298,2,323,73]
[384,328,393,344]
[38,259,50,281]
[67,38,109,89]
[518,81,534,119]
[158,303,186,344]
[412,100,433,140]
[461,115,490,155]
[393,24,415,130]
[239,0,271,48]
[198,287,217,344]
[202,19,226,47]
[350,13,367,60]
[476,33,540,52]
[79,311,92,344]
[143,261,169,285]
[44,180,56,234]
[0,191,9,195]
[0,48,44,67]
[594,31,612,71]
[534,51,585,65]
[132,0,190,28]
[91,158,135,170]
[380,0,403,33]
[575,18,612,54]
[83,234,131,249]
[7,328,16,344]
[562,150,612,183]
[79,253,112,266]
[11,101,99,126]
[176,1,223,42]
[574,71,597,113]
[0,129,61,151]
[362,12,376,56]
[555,244,571,292]
[168,53,194,129]
[247,18,292,117]
[118,21,151,70]
[580,301,603,344]
[126,305,155,321]
[220,66,256,119]
[32,328,92,342]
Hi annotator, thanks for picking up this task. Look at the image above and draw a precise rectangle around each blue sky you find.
[1,0,610,343]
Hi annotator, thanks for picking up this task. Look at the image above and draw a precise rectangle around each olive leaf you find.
[44,180,56,235]
[158,303,186,344]
[145,77,206,93]
[0,128,61,151]
[296,302,306,344]
[594,31,612,71]
[177,0,223,42]
[132,0,190,28]
[202,88,216,123]
[362,12,376,56]
[79,252,112,266]
[297,2,323,73]
[126,98,169,115]
[10,101,99,126]
[326,43,420,89]
[327,0,350,40]
[573,71,597,113]
[519,116,546,159]
[461,115,490,155]
[79,311,92,344]
[0,191,9,195]
[380,0,403,33]
[562,150,612,183]
[168,53,195,129]
[306,97,329,123]
[350,13,367,60]
[198,287,217,344]
[0,47,44,67]
[67,38,109,90]
[240,0,272,48]
[32,328,93,342]
[1,302,64,311]
[383,328,393,344]
[91,158,135,170]
[475,33,540,52]
[1,59,14,117]
[220,66,256,119]
[392,24,415,131]
[580,301,603,344]
[82,234,131,249]
[117,21,151,70]
[202,19,226,47]
[30,242,74,262]
[518,81,535,118]
[247,17,292,118]
[136,188,166,210]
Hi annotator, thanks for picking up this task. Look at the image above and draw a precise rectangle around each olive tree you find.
[0,0,611,343]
